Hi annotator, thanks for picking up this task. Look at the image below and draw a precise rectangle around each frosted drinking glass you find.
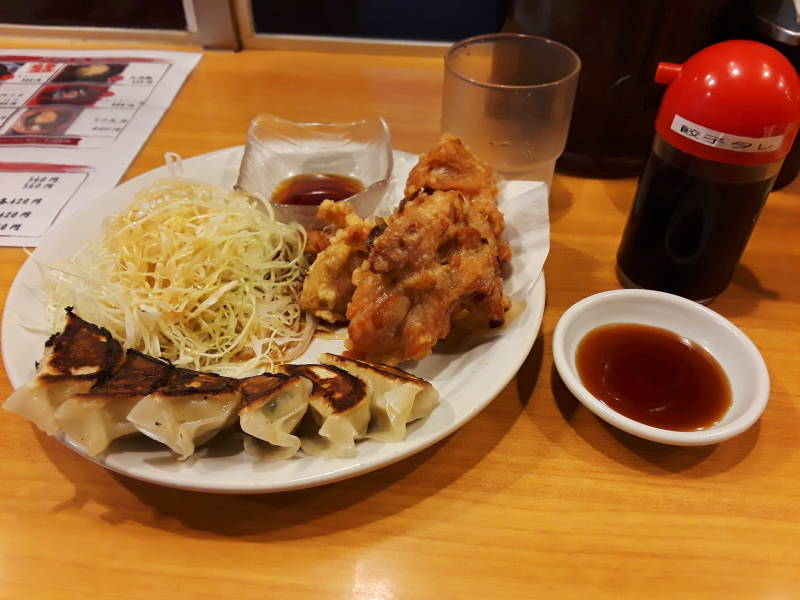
[442,33,580,191]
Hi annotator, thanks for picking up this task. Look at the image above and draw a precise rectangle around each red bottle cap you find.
[654,40,800,165]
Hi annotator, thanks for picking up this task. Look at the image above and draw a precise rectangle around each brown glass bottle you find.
[616,134,780,303]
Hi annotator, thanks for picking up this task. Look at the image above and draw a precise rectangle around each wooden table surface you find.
[0,46,798,600]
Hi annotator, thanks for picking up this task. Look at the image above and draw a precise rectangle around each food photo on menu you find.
[0,61,23,79]
[0,59,158,146]
[9,105,80,135]
[53,62,127,83]
[31,83,108,106]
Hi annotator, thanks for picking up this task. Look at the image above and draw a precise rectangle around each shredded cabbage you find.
[41,177,313,377]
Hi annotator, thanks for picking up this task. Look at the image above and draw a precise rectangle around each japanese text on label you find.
[670,115,785,153]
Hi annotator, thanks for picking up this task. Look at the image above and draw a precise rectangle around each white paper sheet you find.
[0,49,201,246]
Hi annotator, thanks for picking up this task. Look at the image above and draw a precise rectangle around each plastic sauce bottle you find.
[616,40,800,304]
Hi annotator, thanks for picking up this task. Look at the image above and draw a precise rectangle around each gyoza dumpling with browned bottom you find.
[2,308,123,435]
[55,349,172,456]
[318,353,438,442]
[281,364,370,458]
[239,373,311,460]
[126,367,240,460]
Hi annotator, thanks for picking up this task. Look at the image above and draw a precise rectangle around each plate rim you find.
[1,146,548,494]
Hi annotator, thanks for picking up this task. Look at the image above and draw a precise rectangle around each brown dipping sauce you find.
[272,173,364,206]
[576,323,731,431]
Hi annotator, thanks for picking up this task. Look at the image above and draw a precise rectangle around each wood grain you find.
[0,45,798,600]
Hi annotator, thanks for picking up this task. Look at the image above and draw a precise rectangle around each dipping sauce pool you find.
[272,172,364,206]
[576,323,731,431]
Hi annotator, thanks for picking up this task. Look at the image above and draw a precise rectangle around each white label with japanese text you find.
[8,61,61,84]
[0,108,16,128]
[0,170,87,237]
[112,62,169,86]
[671,114,784,153]
[66,108,133,138]
[93,84,153,110]
[0,84,40,108]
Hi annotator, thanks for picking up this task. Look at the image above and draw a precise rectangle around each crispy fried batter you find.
[304,229,331,255]
[299,201,373,323]
[346,186,509,363]
[344,135,511,364]
[404,133,497,203]
[405,134,511,264]
[300,135,512,363]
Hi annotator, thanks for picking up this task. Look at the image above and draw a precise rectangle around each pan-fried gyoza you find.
[55,349,171,456]
[3,308,123,436]
[3,310,438,460]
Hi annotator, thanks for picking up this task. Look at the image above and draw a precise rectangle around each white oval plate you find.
[2,146,547,493]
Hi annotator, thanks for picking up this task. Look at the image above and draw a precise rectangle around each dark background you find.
[251,0,508,41]
[0,0,507,40]
[0,0,187,30]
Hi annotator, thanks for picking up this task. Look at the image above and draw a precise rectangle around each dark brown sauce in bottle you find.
[272,173,364,206]
[616,135,778,303]
[576,323,731,431]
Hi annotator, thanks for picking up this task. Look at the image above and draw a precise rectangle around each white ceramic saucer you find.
[552,289,769,446]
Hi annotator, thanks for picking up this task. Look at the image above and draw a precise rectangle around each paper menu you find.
[0,49,201,246]
[0,163,88,238]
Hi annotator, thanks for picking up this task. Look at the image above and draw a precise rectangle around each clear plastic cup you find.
[442,33,581,190]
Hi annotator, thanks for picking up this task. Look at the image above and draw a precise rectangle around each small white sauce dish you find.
[552,289,769,446]
[236,112,393,229]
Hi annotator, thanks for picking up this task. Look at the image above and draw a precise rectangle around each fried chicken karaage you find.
[346,135,511,363]
[299,134,511,364]
[299,200,379,323]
